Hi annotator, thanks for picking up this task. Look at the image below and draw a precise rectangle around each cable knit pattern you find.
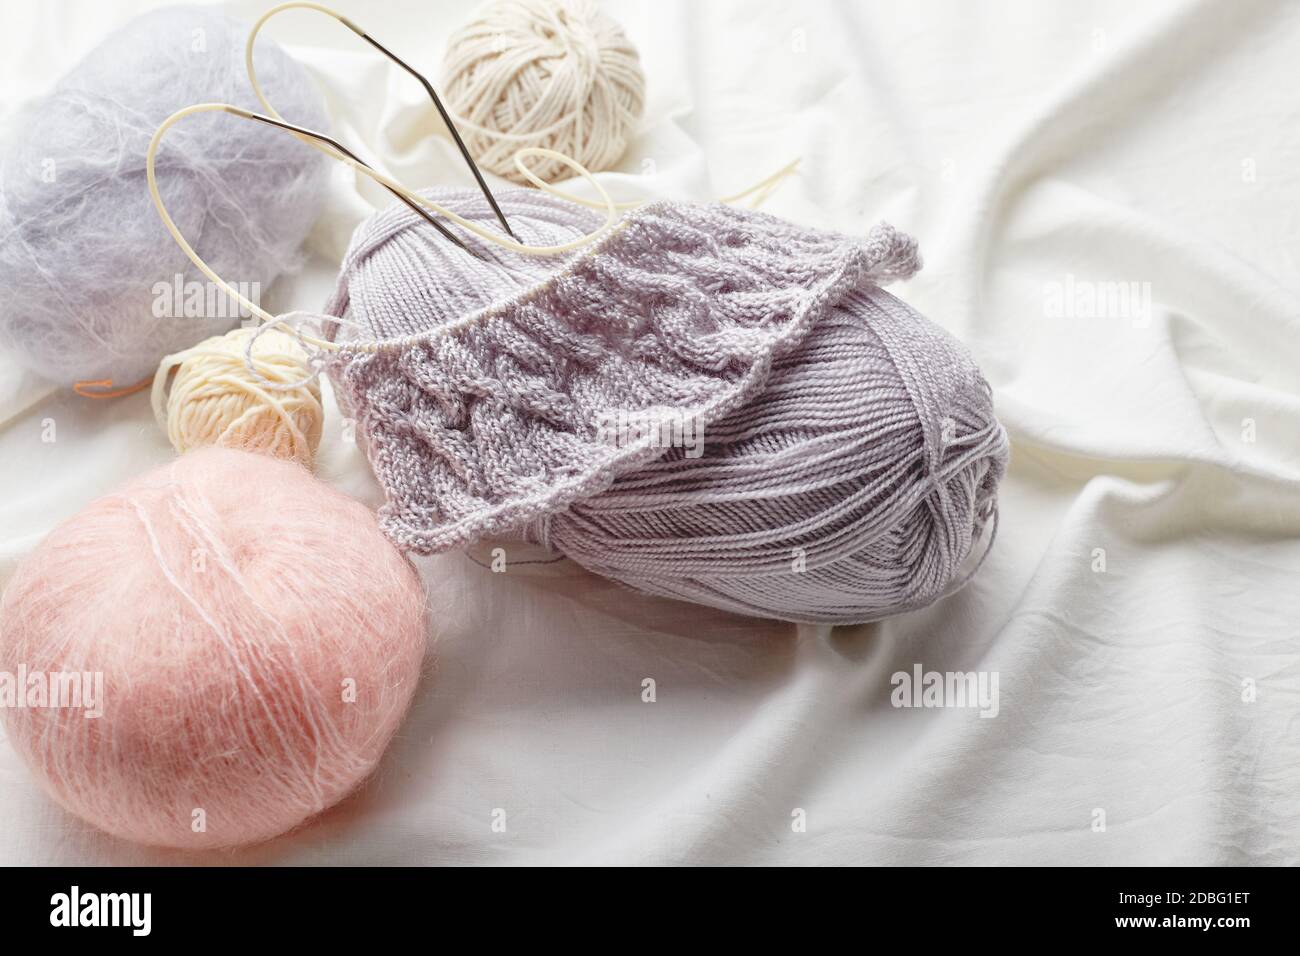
[324,188,1008,624]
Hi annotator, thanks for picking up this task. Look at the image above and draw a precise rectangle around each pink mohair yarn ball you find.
[0,448,427,850]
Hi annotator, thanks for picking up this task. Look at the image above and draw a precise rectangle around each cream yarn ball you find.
[441,0,645,183]
[152,326,324,468]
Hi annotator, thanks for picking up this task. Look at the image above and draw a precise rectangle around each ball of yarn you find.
[545,299,1004,623]
[325,189,1010,625]
[153,326,324,468]
[0,6,329,387]
[0,448,427,849]
[441,0,645,183]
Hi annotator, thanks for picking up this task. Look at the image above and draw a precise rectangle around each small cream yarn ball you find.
[152,326,324,468]
[442,0,645,183]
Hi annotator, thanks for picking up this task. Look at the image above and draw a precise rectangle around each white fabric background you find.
[1,0,1297,865]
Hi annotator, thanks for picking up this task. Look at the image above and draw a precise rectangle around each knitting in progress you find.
[324,189,1010,624]
[127,0,1009,626]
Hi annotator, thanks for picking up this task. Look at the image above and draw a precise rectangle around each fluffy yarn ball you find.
[0,448,427,849]
[0,6,329,386]
[152,326,324,468]
[441,0,645,183]
[326,189,1010,625]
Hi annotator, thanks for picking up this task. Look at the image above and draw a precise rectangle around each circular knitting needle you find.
[353,30,519,242]
[224,107,470,253]
[247,2,518,244]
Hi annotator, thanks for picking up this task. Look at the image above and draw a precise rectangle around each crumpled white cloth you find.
[0,0,1297,865]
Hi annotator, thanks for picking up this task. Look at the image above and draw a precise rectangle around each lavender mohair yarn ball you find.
[326,189,1010,625]
[0,5,329,386]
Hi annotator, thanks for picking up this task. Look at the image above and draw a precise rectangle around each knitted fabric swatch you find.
[324,189,1008,624]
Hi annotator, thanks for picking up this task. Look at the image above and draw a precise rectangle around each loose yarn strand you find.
[717,158,803,208]
[509,154,802,212]
[73,376,154,399]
